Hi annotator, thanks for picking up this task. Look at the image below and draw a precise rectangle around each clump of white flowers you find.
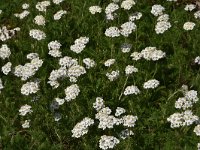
[48,40,62,57]
[167,110,199,128]
[130,52,142,61]
[124,85,140,95]
[183,22,195,31]
[194,125,200,136]
[106,70,120,81]
[140,47,166,61]
[93,97,105,112]
[105,26,120,37]
[104,59,115,67]
[53,0,64,5]
[29,29,46,41]
[34,15,45,26]
[0,26,20,41]
[99,135,120,150]
[151,4,165,16]
[167,85,199,129]
[36,1,51,12]
[155,21,171,34]
[194,56,200,65]
[129,12,142,21]
[125,65,138,75]
[194,10,200,19]
[115,107,126,117]
[64,84,80,102]
[71,117,94,138]
[184,4,196,11]
[122,115,138,127]
[143,79,160,89]
[83,58,96,69]
[157,14,169,22]
[14,10,30,19]
[121,0,135,10]
[89,6,102,14]
[21,81,40,95]
[19,104,32,116]
[68,65,86,78]
[2,62,12,75]
[54,10,67,20]
[14,54,43,81]
[22,3,29,9]
[70,37,89,54]
[120,21,136,37]
[22,120,30,128]
[105,3,119,20]
[0,44,11,60]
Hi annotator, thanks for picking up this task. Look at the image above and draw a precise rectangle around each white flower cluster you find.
[68,65,86,78]
[115,107,126,117]
[194,56,200,65]
[36,1,51,12]
[72,97,137,149]
[121,43,132,53]
[167,110,198,128]
[55,98,65,106]
[151,4,165,16]
[71,117,94,138]
[194,11,200,19]
[54,10,67,20]
[0,44,11,60]
[0,78,4,93]
[14,55,43,81]
[121,0,135,10]
[105,27,120,37]
[89,6,102,14]
[125,65,138,75]
[34,15,45,26]
[140,47,166,61]
[183,22,195,31]
[120,129,134,139]
[48,40,62,57]
[129,12,142,21]
[14,10,30,19]
[194,125,200,136]
[22,120,30,128]
[70,37,89,54]
[19,104,32,116]
[120,21,136,37]
[29,29,46,41]
[2,62,12,75]
[99,135,120,150]
[106,70,120,81]
[143,79,160,89]
[104,59,115,67]
[184,4,196,11]
[53,0,64,5]
[21,81,40,95]
[105,3,119,20]
[124,85,140,95]
[167,86,199,128]
[0,26,20,41]
[64,84,80,102]
[130,52,142,61]
[155,18,171,34]
[22,3,29,9]
[83,58,96,69]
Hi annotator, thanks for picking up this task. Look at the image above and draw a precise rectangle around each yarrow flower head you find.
[143,79,160,89]
[89,6,102,14]
[71,117,94,138]
[29,29,46,40]
[19,104,32,116]
[151,4,165,16]
[21,81,40,95]
[105,27,120,37]
[99,135,120,150]
[124,85,140,95]
[64,84,80,102]
[183,22,195,31]
[121,0,136,10]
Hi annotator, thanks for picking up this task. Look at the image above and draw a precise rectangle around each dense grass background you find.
[0,0,200,149]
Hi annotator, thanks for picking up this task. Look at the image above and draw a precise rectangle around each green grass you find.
[0,0,200,149]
